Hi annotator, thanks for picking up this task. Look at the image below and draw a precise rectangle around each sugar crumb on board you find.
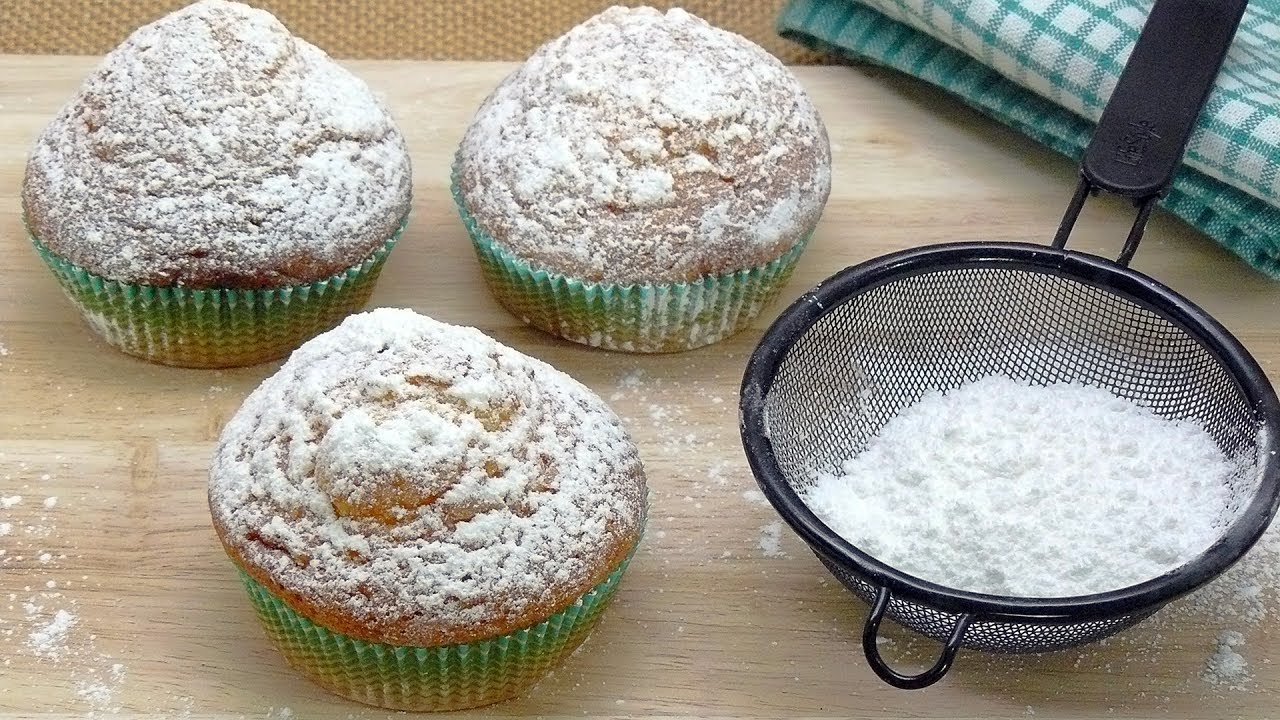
[706,459,731,485]
[758,521,786,558]
[1203,630,1250,688]
[611,368,649,399]
[27,608,77,659]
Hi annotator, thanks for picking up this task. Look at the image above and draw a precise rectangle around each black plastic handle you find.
[1054,0,1245,265]
[1082,0,1246,198]
[861,587,974,690]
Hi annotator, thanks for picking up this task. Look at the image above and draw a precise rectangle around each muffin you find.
[454,6,831,353]
[208,308,647,711]
[22,0,412,368]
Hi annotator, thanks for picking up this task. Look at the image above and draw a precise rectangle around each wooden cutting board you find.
[0,57,1277,719]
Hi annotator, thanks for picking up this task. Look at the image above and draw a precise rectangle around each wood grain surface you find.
[0,57,1277,719]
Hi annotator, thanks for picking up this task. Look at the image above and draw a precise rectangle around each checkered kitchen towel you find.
[778,0,1280,278]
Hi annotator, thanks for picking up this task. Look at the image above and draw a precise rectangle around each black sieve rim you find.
[740,241,1280,620]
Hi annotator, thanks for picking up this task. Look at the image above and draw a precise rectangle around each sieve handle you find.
[1053,0,1245,265]
[861,586,974,690]
[1082,0,1245,198]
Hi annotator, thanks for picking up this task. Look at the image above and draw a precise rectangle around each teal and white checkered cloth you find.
[779,0,1280,278]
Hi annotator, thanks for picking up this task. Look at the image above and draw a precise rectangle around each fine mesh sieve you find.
[739,0,1280,690]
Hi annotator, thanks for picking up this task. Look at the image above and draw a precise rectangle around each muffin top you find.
[208,308,646,647]
[456,6,831,285]
[22,0,412,289]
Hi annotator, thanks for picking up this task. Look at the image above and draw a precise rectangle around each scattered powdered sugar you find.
[209,308,647,646]
[0,340,9,357]
[1,464,128,713]
[605,364,773,567]
[43,497,57,509]
[1153,514,1279,689]
[758,521,786,558]
[610,366,724,459]
[27,609,76,659]
[1168,523,1278,629]
[74,662,125,708]
[74,683,111,706]
[706,459,731,485]
[23,0,411,288]
[1,495,21,508]
[1203,630,1250,687]
[803,376,1243,597]
[457,6,831,284]
[18,599,126,712]
[617,368,648,391]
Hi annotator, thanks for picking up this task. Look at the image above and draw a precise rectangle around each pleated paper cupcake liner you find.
[451,173,810,353]
[29,217,406,369]
[239,552,634,712]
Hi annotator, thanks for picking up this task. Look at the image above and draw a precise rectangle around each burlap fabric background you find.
[0,1,825,62]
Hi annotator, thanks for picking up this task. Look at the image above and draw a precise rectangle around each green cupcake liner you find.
[451,171,810,353]
[29,217,406,369]
[240,552,634,712]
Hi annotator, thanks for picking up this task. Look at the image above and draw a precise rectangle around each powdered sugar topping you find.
[208,308,645,645]
[23,0,411,288]
[457,6,830,284]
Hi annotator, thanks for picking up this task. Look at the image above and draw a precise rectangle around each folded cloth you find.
[778,0,1280,278]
